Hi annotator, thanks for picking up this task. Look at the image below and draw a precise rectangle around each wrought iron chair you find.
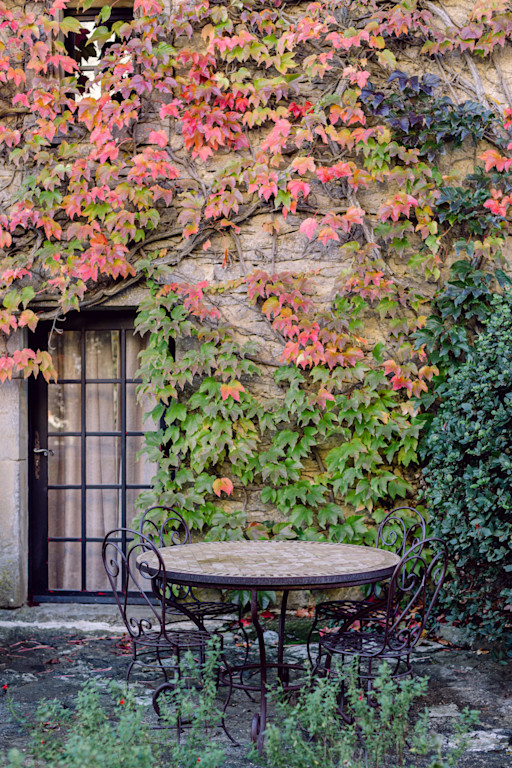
[317,537,449,718]
[102,527,211,686]
[137,505,245,630]
[307,506,427,663]
[138,505,252,690]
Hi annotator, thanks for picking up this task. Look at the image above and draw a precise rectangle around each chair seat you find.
[320,627,412,659]
[315,596,387,623]
[134,628,211,650]
[166,600,237,618]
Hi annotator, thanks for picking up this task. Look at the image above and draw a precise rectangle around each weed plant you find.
[4,644,225,768]
[262,663,477,768]
[3,652,477,768]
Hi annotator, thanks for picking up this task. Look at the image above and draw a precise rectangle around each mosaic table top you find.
[136,540,401,589]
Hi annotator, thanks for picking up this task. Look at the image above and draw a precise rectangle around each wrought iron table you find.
[137,539,400,751]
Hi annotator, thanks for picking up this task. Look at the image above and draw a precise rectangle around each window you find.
[64,6,133,97]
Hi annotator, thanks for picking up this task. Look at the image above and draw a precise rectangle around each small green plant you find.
[264,663,478,768]
[4,652,478,768]
[3,643,226,768]
[5,683,155,768]
[156,643,226,768]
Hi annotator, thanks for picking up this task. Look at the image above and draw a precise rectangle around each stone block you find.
[0,457,28,608]
[0,379,27,462]
[0,549,26,607]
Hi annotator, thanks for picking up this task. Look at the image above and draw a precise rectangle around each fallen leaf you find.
[295,607,315,618]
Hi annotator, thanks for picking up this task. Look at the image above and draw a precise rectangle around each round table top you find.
[136,540,401,589]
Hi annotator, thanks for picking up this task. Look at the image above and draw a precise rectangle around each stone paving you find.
[0,605,511,767]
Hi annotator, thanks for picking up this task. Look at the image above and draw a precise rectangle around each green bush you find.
[3,659,477,768]
[4,647,225,768]
[422,291,512,650]
[263,662,477,768]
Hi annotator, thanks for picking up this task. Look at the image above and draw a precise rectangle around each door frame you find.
[28,308,154,603]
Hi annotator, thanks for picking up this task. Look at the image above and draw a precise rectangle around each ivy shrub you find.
[422,291,512,649]
[413,260,499,412]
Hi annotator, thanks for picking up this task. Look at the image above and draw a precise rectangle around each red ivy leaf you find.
[287,179,311,199]
[317,388,335,408]
[148,130,168,148]
[383,359,398,375]
[291,156,316,175]
[299,218,318,239]
[220,380,245,402]
[212,477,234,497]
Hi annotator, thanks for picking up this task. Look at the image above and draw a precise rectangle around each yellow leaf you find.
[377,49,397,70]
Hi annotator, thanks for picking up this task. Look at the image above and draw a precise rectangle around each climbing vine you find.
[135,271,419,542]
[1,0,512,568]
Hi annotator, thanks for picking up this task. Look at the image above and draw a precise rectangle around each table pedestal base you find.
[219,588,307,753]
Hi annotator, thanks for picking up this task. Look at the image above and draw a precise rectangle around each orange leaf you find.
[212,477,233,497]
[220,381,245,402]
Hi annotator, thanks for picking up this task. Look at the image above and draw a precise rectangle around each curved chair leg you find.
[306,615,320,666]
[155,645,169,683]
[235,606,254,701]
[220,661,239,746]
[152,677,187,742]
[152,680,176,717]
[126,641,137,684]
[126,659,136,684]
[335,655,356,726]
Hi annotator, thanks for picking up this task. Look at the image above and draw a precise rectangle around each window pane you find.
[65,10,134,102]
[48,489,81,538]
[86,543,111,591]
[48,383,81,433]
[126,488,147,529]
[52,330,81,379]
[86,489,122,538]
[126,435,156,485]
[48,542,81,591]
[126,383,155,432]
[48,436,81,486]
[85,330,120,379]
[86,436,121,485]
[85,383,120,431]
[126,331,147,379]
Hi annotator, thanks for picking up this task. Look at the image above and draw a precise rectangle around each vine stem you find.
[230,229,247,277]
[493,53,512,110]
[421,1,491,110]
[313,446,336,503]
[434,54,459,105]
